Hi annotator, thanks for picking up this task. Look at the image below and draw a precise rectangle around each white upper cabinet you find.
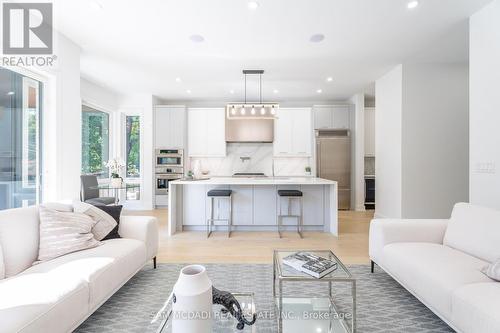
[364,107,376,156]
[154,106,186,149]
[274,108,312,156]
[188,108,226,157]
[313,105,351,129]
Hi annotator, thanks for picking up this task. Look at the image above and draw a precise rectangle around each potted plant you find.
[105,158,125,187]
[305,166,312,176]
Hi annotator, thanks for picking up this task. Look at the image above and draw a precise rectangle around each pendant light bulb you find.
[241,106,246,115]
[261,106,266,115]
[271,105,276,115]
[231,105,236,115]
[251,105,255,115]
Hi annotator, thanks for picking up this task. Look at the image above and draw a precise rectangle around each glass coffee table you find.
[153,292,256,333]
[273,250,356,333]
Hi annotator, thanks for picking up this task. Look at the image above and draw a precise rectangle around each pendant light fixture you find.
[226,70,279,119]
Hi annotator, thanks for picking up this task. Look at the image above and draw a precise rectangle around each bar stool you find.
[277,189,303,238]
[206,189,233,238]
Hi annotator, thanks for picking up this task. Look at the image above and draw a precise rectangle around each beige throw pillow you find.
[36,207,101,263]
[73,201,117,241]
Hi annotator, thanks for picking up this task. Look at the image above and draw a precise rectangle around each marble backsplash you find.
[189,143,312,177]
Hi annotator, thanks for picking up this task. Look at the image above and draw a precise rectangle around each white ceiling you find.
[53,0,491,102]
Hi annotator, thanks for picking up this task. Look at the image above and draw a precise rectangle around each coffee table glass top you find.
[154,292,256,333]
[274,250,352,280]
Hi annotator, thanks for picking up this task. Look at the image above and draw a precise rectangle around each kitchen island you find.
[168,177,338,236]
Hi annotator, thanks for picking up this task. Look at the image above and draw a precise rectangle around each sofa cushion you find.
[37,207,101,263]
[0,206,39,277]
[21,238,146,308]
[0,243,4,279]
[0,271,89,333]
[382,242,491,320]
[452,283,500,333]
[444,202,500,263]
[72,201,118,240]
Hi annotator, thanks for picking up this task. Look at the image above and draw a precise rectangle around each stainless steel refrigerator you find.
[316,129,351,210]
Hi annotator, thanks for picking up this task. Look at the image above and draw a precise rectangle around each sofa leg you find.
[153,257,157,269]
[371,260,375,273]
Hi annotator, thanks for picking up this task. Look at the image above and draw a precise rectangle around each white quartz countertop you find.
[171,177,337,185]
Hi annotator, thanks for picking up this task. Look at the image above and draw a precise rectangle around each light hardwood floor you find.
[123,209,374,265]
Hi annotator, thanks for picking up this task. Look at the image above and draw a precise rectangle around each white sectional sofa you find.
[0,205,159,333]
[369,203,500,333]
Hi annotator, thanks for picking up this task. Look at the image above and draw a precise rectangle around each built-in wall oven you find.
[155,149,184,196]
[156,173,182,195]
[156,149,183,167]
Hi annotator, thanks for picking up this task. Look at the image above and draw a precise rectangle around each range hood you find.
[225,117,274,143]
[225,69,277,143]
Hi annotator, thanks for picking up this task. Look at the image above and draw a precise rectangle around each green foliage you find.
[82,110,109,177]
[126,116,140,177]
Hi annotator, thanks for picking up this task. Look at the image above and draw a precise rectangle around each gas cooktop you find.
[232,172,268,178]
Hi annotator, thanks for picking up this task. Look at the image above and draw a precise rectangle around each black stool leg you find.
[371,260,375,273]
[153,257,157,269]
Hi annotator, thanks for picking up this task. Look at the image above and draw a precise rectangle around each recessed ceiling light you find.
[273,89,279,94]
[189,34,205,43]
[407,0,419,9]
[89,1,103,10]
[310,34,325,43]
[6,91,15,96]
[229,89,235,94]
[247,1,259,10]
[326,77,333,82]
[316,89,323,94]
[186,89,191,94]
[175,77,181,82]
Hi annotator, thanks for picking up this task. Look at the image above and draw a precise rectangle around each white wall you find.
[469,0,500,210]
[349,93,365,211]
[375,65,403,218]
[34,33,82,202]
[375,62,469,219]
[402,63,469,218]
[81,78,118,111]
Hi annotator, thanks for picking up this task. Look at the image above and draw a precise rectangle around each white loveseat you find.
[369,203,500,333]
[0,205,159,333]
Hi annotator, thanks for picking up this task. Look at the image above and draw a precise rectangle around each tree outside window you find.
[81,106,109,178]
[126,116,140,178]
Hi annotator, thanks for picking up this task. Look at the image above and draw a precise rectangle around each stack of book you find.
[283,252,338,278]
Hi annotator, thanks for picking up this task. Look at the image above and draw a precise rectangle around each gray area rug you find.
[76,264,453,333]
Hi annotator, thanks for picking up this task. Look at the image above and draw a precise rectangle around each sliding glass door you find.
[0,67,42,210]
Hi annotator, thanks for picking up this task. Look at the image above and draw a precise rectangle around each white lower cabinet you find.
[230,186,253,226]
[182,185,325,227]
[302,185,325,225]
[253,186,277,225]
[183,185,206,225]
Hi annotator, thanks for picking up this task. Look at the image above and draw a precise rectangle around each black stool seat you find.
[207,189,233,197]
[278,190,303,197]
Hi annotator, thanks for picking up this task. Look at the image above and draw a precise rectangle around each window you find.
[125,115,140,178]
[81,106,109,178]
[0,67,42,210]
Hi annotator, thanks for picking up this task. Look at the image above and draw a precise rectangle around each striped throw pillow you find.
[36,206,101,263]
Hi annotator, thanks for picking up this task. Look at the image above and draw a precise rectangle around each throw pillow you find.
[482,259,500,282]
[97,205,123,240]
[73,201,118,241]
[36,207,101,263]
